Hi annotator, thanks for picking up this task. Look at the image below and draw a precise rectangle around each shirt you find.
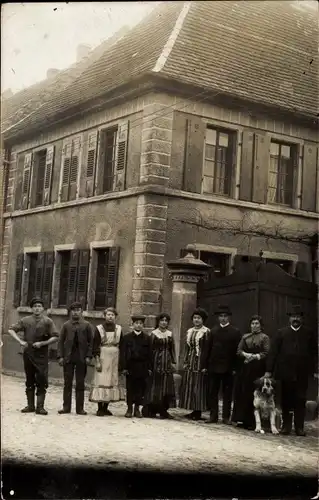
[10,315,58,356]
[220,323,230,328]
[291,325,301,332]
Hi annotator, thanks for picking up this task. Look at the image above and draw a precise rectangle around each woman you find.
[89,307,123,416]
[231,315,270,430]
[142,313,176,419]
[179,308,210,421]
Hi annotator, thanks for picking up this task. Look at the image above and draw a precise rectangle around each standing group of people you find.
[8,297,317,436]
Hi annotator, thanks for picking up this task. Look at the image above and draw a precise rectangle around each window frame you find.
[58,135,82,203]
[97,126,118,195]
[267,140,297,207]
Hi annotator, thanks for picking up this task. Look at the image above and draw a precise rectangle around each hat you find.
[69,302,83,311]
[287,305,303,316]
[131,314,146,323]
[30,297,44,308]
[214,304,232,315]
[191,307,208,322]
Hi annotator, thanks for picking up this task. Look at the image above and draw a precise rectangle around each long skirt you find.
[146,372,176,408]
[179,370,208,411]
[89,345,125,402]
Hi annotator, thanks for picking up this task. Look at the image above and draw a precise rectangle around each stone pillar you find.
[166,245,211,404]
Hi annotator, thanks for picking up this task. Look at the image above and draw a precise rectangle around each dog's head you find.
[254,376,276,396]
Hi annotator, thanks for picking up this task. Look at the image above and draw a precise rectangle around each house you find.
[1,1,318,367]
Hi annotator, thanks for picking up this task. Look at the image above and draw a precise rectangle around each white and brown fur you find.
[253,377,281,435]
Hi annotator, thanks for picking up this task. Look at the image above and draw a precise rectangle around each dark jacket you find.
[119,331,152,378]
[267,325,318,382]
[57,319,94,363]
[203,324,241,373]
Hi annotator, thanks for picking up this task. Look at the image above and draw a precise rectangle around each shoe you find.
[205,418,218,424]
[58,409,71,414]
[222,418,232,425]
[125,409,133,418]
[96,409,105,417]
[134,406,142,418]
[295,429,306,437]
[185,411,196,419]
[21,405,35,413]
[280,428,291,435]
[160,411,174,420]
[36,407,48,415]
[192,411,202,421]
[36,394,48,415]
[76,410,87,415]
[105,409,113,416]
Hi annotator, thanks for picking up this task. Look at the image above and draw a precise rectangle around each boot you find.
[125,405,133,418]
[35,393,48,415]
[76,390,87,415]
[21,389,35,413]
[294,404,306,436]
[96,403,105,416]
[133,405,142,418]
[103,403,113,416]
[280,411,293,435]
[206,411,218,424]
[192,410,202,421]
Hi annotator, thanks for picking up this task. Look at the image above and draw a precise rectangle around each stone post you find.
[166,245,211,405]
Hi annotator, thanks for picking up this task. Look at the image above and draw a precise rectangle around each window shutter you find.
[75,249,90,308]
[67,250,79,307]
[13,253,24,307]
[80,130,98,198]
[301,143,317,212]
[252,132,270,204]
[51,252,61,308]
[114,122,129,191]
[183,117,205,193]
[35,252,45,297]
[21,254,31,306]
[239,130,254,201]
[105,247,120,308]
[21,153,32,209]
[60,142,71,202]
[43,145,55,206]
[69,137,80,201]
[42,252,54,309]
[14,154,25,210]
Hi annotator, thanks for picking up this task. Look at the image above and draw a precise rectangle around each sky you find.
[1,2,160,94]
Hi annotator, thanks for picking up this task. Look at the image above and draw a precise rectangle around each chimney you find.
[47,68,60,79]
[76,44,91,62]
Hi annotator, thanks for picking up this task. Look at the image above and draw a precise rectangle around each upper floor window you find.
[268,141,295,206]
[203,127,236,196]
[60,138,81,202]
[100,127,118,194]
[33,146,54,207]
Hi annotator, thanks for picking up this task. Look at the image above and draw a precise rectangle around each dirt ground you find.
[2,374,318,478]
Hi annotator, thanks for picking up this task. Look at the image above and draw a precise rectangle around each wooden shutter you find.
[80,130,98,198]
[252,132,270,204]
[114,122,129,191]
[21,253,30,306]
[239,130,254,201]
[21,153,32,209]
[14,154,25,210]
[105,247,120,308]
[75,250,90,308]
[301,143,318,212]
[51,252,61,308]
[43,145,55,206]
[67,250,79,307]
[34,252,45,297]
[60,141,72,202]
[42,252,54,309]
[69,137,80,201]
[183,117,205,193]
[13,253,24,307]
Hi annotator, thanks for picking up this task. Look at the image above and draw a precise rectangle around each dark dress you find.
[232,332,270,428]
[120,331,152,406]
[179,326,210,411]
[266,325,318,431]
[145,329,176,410]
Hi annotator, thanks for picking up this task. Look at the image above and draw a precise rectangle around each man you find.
[120,315,152,418]
[202,304,241,424]
[57,302,94,415]
[265,305,318,436]
[8,297,58,415]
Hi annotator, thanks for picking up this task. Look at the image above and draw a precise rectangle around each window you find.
[200,251,230,280]
[100,127,118,193]
[57,249,90,308]
[93,248,120,310]
[268,141,295,205]
[60,138,81,202]
[203,127,235,196]
[13,252,54,308]
[265,258,293,274]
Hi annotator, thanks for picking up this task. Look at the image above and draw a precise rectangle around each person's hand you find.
[20,340,28,348]
[122,369,129,376]
[85,357,92,365]
[171,363,176,372]
[33,342,43,349]
[58,358,64,367]
[148,370,152,376]
[96,362,102,372]
[201,368,208,373]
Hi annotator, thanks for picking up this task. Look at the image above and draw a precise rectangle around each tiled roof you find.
[4,1,318,139]
[1,25,130,132]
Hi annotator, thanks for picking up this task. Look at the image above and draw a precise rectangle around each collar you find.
[220,323,230,328]
[291,325,301,331]
[133,330,142,336]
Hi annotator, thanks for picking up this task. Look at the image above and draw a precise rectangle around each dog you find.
[253,377,281,435]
